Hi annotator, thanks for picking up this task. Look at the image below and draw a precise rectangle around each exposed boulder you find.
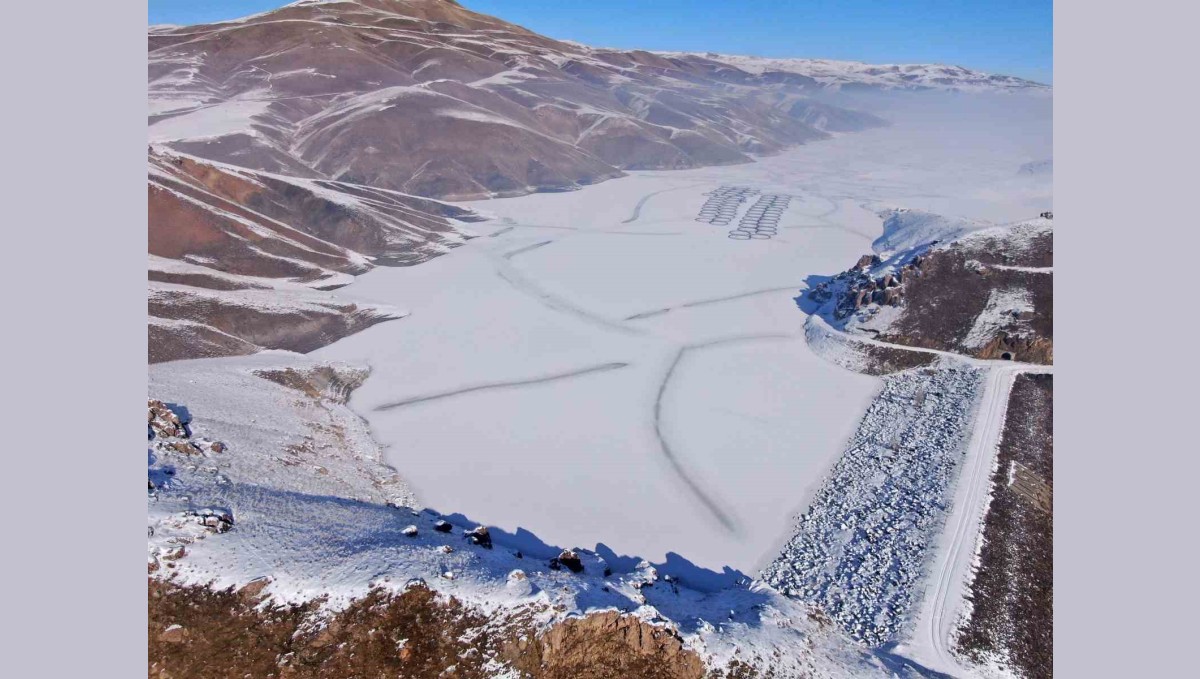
[148,399,187,438]
[854,254,882,270]
[158,624,187,644]
[236,577,271,602]
[464,526,492,549]
[170,441,201,456]
[533,611,705,679]
[190,508,234,534]
[551,550,584,574]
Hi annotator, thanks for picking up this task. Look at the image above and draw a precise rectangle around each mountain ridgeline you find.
[149,0,905,200]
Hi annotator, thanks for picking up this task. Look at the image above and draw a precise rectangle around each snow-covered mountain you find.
[676,53,1051,94]
[145,3,1053,676]
[148,0,897,201]
[145,0,891,361]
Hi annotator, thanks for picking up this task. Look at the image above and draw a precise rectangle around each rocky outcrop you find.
[977,334,1054,364]
[464,526,493,549]
[550,550,584,574]
[187,508,235,534]
[148,399,228,492]
[148,399,188,438]
[854,254,882,270]
[149,579,709,679]
[529,611,705,679]
[809,220,1052,364]
[252,365,369,404]
[157,624,188,644]
[808,253,924,319]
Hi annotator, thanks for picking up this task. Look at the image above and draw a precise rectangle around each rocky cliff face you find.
[808,253,926,321]
[808,218,1053,364]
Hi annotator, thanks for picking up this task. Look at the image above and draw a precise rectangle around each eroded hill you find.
[149,0,888,200]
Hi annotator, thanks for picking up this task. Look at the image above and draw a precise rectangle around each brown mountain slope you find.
[149,0,886,199]
[147,147,479,362]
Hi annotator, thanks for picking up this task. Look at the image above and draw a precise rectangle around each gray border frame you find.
[1056,1,1194,675]
[7,1,1196,675]
[8,0,147,675]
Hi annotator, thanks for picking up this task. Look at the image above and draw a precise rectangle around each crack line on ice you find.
[374,362,630,411]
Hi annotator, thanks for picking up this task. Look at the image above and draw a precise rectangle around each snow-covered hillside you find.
[676,53,1051,94]
[146,7,1053,674]
[147,351,928,677]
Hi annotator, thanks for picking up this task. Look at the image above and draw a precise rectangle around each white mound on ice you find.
[873,208,991,255]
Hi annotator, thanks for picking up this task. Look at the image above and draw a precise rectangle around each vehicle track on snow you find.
[622,285,802,321]
[916,360,1052,675]
[502,239,553,260]
[494,242,645,336]
[652,333,795,534]
[806,314,1053,672]
[621,183,707,224]
[374,362,630,411]
[496,221,683,235]
[924,366,1017,674]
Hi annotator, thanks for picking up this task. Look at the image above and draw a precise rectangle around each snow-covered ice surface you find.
[152,96,1050,675]
[310,100,1051,579]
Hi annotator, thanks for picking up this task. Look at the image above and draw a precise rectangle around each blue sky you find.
[148,0,1052,84]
